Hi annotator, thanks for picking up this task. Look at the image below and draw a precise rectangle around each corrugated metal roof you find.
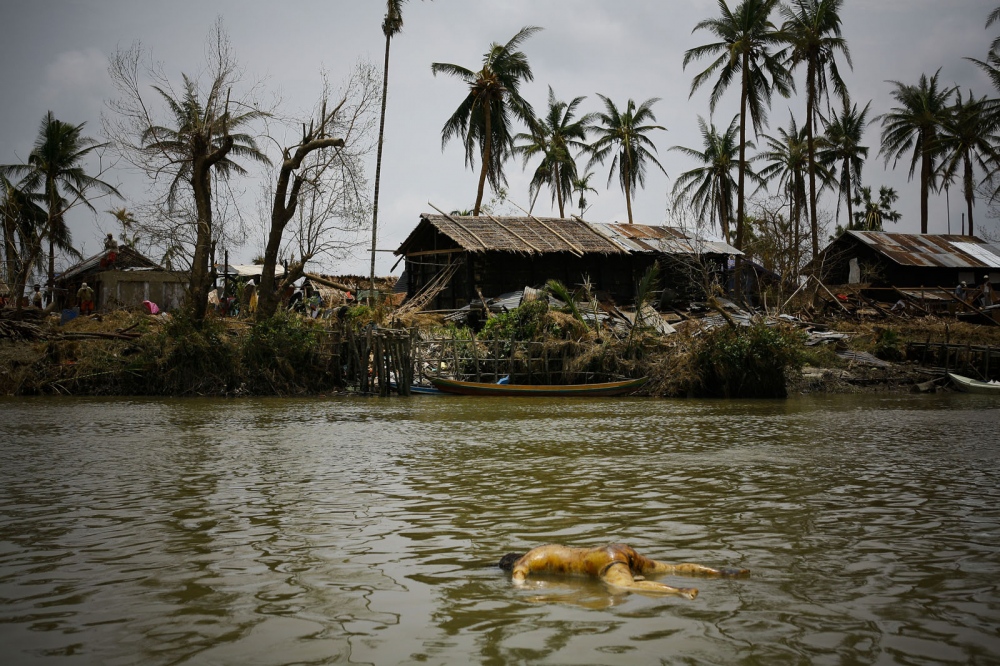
[846,231,1000,268]
[592,223,741,256]
[219,264,287,277]
[59,246,161,281]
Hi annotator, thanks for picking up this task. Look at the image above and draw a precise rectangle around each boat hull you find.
[947,372,1000,394]
[428,377,647,397]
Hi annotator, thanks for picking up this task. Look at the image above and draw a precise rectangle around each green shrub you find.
[241,312,321,391]
[693,322,804,398]
[873,327,904,362]
[479,300,555,341]
[156,311,237,394]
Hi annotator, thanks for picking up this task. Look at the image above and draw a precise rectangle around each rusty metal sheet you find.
[849,231,1000,268]
[593,223,740,256]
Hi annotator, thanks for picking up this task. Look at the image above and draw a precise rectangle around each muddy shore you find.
[2,308,998,397]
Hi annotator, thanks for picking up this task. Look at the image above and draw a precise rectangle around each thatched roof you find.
[397,213,628,256]
[396,213,740,258]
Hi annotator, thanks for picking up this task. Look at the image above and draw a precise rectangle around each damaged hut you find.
[394,212,740,310]
[55,246,186,312]
[819,231,1000,289]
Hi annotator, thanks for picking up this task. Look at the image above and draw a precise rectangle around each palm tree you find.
[852,185,901,231]
[756,114,814,270]
[969,48,1000,94]
[684,0,792,253]
[142,75,268,320]
[586,96,667,224]
[879,70,955,234]
[818,98,871,231]
[1,177,47,309]
[0,111,119,308]
[936,90,1000,237]
[571,171,598,217]
[514,87,593,217]
[670,115,742,243]
[965,50,1000,210]
[432,26,541,216]
[780,0,851,260]
[986,5,1000,53]
[370,0,429,297]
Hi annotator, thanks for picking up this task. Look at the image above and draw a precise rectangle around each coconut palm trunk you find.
[920,138,933,234]
[964,156,975,236]
[805,60,819,259]
[844,161,854,227]
[189,153,216,322]
[474,105,492,216]
[734,50,750,297]
[370,30,393,296]
[555,172,565,217]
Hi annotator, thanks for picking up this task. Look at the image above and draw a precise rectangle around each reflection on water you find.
[1,394,999,664]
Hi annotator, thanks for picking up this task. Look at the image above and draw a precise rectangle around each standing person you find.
[244,279,257,315]
[77,282,95,315]
[981,275,994,308]
[308,291,322,318]
[31,284,43,309]
[954,281,967,302]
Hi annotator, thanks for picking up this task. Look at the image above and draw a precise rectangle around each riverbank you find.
[2,306,999,397]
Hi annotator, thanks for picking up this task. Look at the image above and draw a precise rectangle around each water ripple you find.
[1,394,999,664]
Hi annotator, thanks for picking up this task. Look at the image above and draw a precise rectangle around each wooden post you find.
[527,342,533,385]
[509,337,516,382]
[471,332,481,382]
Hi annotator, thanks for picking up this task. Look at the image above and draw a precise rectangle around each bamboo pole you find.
[471,331,481,382]
[429,202,489,250]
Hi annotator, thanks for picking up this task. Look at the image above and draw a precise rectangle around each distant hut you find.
[817,231,1000,289]
[394,213,740,310]
[55,246,186,312]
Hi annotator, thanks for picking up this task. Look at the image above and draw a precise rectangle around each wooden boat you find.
[389,381,445,395]
[428,376,647,397]
[947,372,1000,394]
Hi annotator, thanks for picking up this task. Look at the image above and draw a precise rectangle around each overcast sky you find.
[2,0,999,276]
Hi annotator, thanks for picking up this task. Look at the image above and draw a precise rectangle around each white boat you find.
[947,372,1000,394]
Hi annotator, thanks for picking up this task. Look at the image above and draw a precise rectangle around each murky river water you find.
[1,394,999,665]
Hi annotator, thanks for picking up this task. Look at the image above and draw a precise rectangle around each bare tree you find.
[106,19,269,322]
[743,195,810,303]
[255,64,379,319]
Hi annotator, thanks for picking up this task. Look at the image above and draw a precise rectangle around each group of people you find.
[10,282,94,314]
[955,275,995,308]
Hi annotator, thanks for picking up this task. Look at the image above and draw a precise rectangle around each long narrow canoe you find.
[947,372,1000,394]
[429,377,647,397]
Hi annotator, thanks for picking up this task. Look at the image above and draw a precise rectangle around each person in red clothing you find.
[77,282,95,315]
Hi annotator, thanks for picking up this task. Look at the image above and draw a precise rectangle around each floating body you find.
[499,543,749,600]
